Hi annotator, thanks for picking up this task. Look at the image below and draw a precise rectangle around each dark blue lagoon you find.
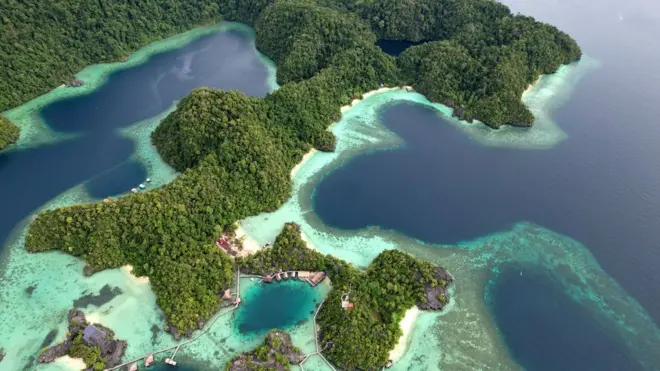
[312,0,660,368]
[0,26,273,249]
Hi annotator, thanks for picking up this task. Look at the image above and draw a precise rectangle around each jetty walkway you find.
[103,270,242,371]
[300,300,336,371]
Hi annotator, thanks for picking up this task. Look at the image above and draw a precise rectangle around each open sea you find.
[313,0,660,369]
[1,0,659,369]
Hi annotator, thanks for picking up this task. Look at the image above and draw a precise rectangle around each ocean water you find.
[307,0,660,369]
[0,23,280,370]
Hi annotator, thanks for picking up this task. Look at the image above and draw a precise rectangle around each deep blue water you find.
[234,280,319,335]
[313,0,660,368]
[0,28,272,249]
[487,265,642,371]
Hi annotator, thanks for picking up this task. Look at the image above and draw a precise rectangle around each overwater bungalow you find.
[128,363,138,371]
[165,358,177,366]
[282,272,289,280]
[275,272,281,281]
[263,275,272,283]
[144,353,154,367]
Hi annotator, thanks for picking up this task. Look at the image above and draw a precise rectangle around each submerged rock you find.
[226,330,304,370]
[0,348,5,362]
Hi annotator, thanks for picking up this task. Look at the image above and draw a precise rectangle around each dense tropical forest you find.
[19,0,580,358]
[238,223,451,370]
[0,116,19,151]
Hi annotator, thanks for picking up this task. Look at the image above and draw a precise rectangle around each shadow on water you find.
[0,30,272,248]
[486,264,643,371]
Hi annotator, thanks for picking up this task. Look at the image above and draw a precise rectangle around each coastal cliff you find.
[38,309,126,370]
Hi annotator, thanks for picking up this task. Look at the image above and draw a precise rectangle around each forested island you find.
[0,116,19,151]
[16,0,579,365]
[38,309,126,370]
[238,223,452,370]
[226,330,304,370]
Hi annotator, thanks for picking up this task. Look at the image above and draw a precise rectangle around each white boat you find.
[139,184,146,189]
[131,188,138,194]
[146,177,151,183]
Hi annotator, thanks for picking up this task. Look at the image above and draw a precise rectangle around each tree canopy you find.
[238,223,451,370]
[23,0,578,343]
[0,116,20,151]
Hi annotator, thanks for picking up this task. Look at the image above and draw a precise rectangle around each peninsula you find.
[13,0,580,367]
[0,116,19,151]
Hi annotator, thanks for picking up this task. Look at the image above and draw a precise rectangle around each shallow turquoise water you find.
[234,280,323,336]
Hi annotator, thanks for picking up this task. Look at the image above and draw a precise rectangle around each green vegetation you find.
[225,329,303,370]
[69,334,106,371]
[0,116,19,151]
[24,0,577,347]
[239,223,451,370]
[0,0,225,112]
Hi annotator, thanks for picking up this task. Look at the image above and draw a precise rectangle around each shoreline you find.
[388,306,420,362]
[122,264,150,285]
[53,355,86,371]
[235,225,262,256]
[340,86,414,114]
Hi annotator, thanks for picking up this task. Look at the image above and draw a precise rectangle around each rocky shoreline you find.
[226,330,304,370]
[38,309,126,370]
[418,266,454,310]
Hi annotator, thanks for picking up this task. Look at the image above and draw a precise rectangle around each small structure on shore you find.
[131,188,138,194]
[263,275,272,283]
[233,297,242,306]
[128,363,138,371]
[216,235,238,256]
[282,271,289,280]
[341,293,354,310]
[385,359,393,368]
[144,353,154,367]
[275,272,281,281]
[222,289,232,299]
[165,358,177,366]
[69,79,84,87]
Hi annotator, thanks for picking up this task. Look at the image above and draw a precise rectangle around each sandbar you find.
[52,355,86,371]
[340,86,414,113]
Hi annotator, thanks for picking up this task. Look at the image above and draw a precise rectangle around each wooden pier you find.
[299,300,336,371]
[103,270,242,371]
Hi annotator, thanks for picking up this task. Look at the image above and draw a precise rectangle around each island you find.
[38,309,126,371]
[226,330,305,370]
[13,0,579,367]
[238,223,452,370]
[0,116,19,151]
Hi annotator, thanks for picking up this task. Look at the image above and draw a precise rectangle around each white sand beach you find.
[340,86,414,113]
[388,306,420,362]
[291,148,318,178]
[122,264,150,285]
[235,224,262,256]
[54,355,86,371]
